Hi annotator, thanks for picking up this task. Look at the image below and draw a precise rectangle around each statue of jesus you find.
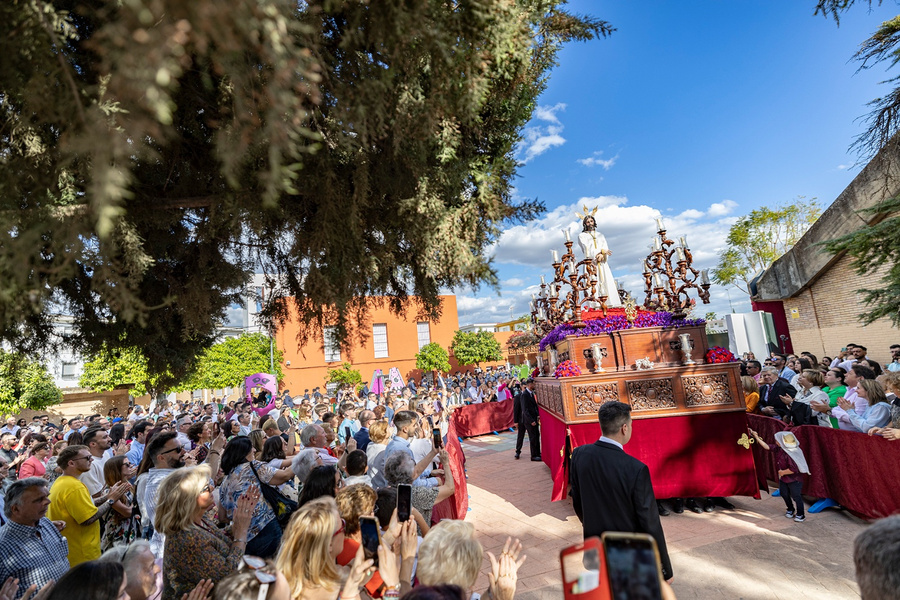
[577,209,622,308]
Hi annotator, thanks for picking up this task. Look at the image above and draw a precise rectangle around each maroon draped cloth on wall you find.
[431,417,469,522]
[542,408,760,502]
[450,399,515,438]
[748,414,900,520]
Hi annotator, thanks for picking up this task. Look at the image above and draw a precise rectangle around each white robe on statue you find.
[578,231,622,308]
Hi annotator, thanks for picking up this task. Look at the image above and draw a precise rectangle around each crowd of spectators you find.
[0,366,526,599]
[739,343,900,438]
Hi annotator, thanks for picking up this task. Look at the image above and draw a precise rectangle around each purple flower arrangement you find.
[554,360,582,378]
[539,312,705,351]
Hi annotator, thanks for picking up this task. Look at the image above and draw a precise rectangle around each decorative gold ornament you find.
[736,433,755,449]
[574,204,599,221]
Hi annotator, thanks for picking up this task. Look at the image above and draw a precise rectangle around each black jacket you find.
[758,379,795,417]
[569,440,673,580]
[519,388,539,424]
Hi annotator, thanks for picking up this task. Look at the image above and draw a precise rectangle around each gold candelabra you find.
[530,230,617,334]
[641,218,710,319]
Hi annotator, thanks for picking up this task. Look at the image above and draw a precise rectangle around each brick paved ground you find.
[461,430,865,600]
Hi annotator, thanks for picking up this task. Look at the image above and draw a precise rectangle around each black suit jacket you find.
[758,379,795,417]
[569,440,673,580]
[520,388,539,424]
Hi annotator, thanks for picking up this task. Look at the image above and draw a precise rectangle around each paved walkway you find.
[461,430,865,599]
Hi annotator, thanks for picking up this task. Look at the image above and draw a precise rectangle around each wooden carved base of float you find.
[533,364,745,424]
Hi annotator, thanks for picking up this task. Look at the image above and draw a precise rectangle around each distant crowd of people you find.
[737,343,900,437]
[0,371,527,600]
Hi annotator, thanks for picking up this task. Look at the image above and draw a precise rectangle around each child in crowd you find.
[750,429,810,522]
[343,449,373,487]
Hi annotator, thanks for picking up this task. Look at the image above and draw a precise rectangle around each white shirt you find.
[176,431,191,451]
[79,453,110,496]
[598,436,623,450]
[344,474,373,487]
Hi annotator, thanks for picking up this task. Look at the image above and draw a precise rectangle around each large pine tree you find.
[0,1,611,382]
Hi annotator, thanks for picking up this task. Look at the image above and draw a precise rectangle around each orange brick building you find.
[275,295,525,392]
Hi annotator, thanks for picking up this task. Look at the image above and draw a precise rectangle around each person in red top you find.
[17,442,49,479]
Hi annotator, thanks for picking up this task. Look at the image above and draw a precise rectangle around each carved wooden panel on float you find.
[533,327,744,424]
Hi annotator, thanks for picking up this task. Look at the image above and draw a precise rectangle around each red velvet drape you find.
[431,417,469,522]
[450,399,515,438]
[748,414,900,520]
[543,409,760,502]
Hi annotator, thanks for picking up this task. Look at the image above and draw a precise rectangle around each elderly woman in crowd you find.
[99,540,161,600]
[157,464,258,598]
[219,436,294,558]
[292,448,323,487]
[417,520,524,600]
[780,369,829,426]
[383,449,454,530]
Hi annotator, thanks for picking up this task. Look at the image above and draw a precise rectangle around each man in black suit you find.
[569,401,673,581]
[515,378,541,461]
[757,366,796,419]
[353,410,375,452]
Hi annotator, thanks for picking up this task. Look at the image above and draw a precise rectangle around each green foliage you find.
[506,331,540,351]
[178,333,283,392]
[0,0,611,385]
[80,346,163,397]
[712,197,821,294]
[415,343,451,375]
[451,331,504,367]
[705,312,718,321]
[0,351,62,415]
[823,195,900,326]
[326,363,362,389]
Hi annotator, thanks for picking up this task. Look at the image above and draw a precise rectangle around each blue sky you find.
[454,0,900,325]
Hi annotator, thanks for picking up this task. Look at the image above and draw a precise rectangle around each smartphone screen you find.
[432,427,442,449]
[397,483,412,522]
[602,534,663,600]
[359,516,381,566]
[344,426,352,442]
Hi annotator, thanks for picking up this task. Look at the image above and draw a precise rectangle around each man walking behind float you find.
[514,378,541,461]
[569,401,673,581]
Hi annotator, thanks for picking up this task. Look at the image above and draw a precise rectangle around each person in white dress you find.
[577,214,622,308]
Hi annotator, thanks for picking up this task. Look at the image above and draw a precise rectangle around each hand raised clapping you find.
[487,537,525,600]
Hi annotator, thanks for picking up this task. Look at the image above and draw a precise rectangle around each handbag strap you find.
[247,461,280,514]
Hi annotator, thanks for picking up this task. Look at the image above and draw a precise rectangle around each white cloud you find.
[837,164,849,170]
[455,196,741,324]
[518,103,568,163]
[533,103,566,124]
[707,200,738,217]
[578,151,619,170]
